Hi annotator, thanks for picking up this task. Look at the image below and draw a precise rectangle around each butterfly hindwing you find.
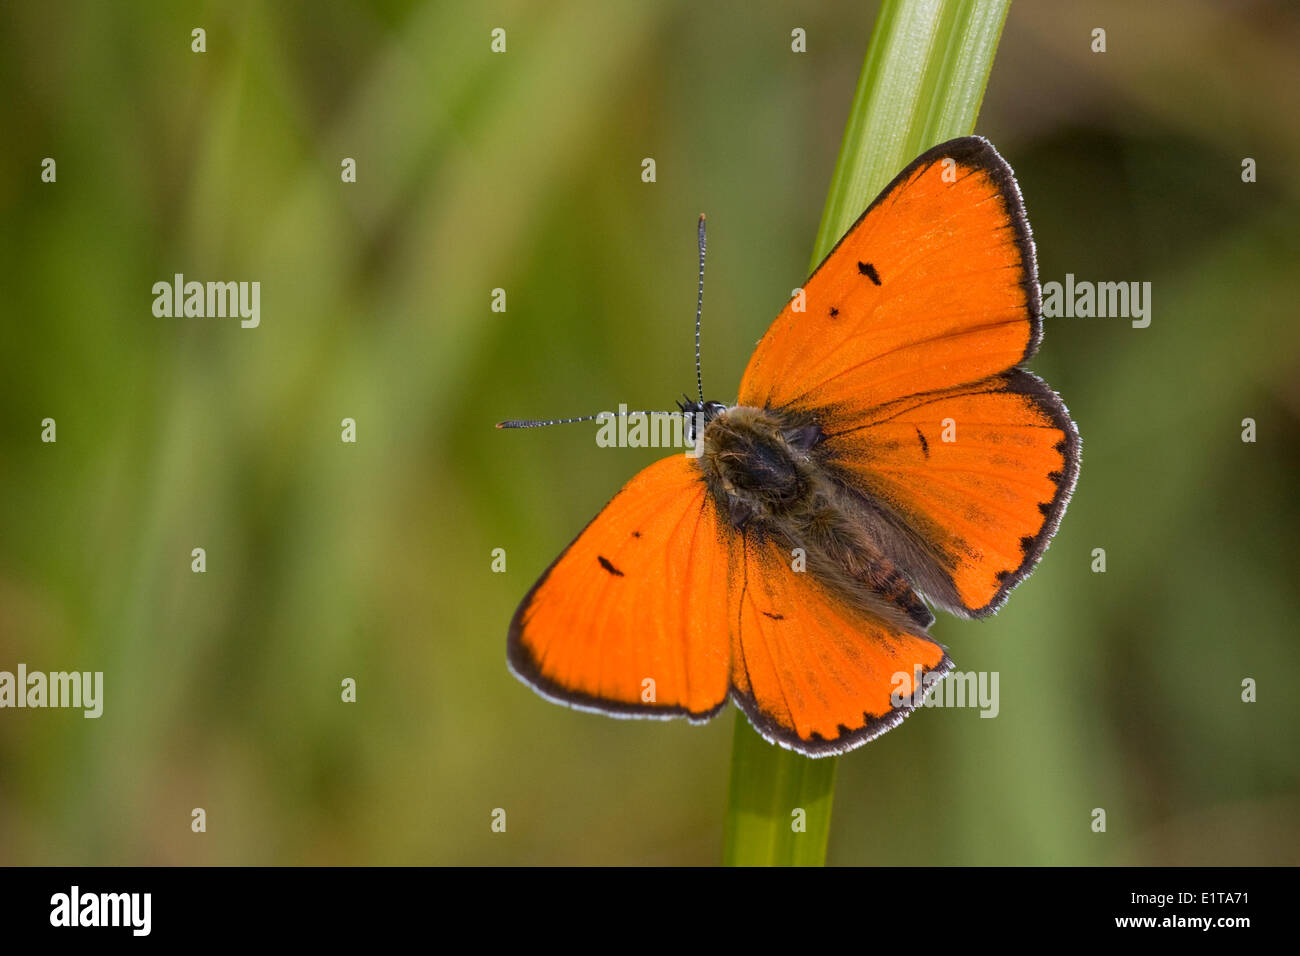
[822,368,1080,617]
[729,531,952,755]
[508,455,733,721]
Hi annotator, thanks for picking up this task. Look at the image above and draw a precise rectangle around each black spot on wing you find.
[829,306,840,318]
[761,611,784,621]
[857,261,881,285]
[915,427,930,458]
[597,555,625,577]
[631,530,641,538]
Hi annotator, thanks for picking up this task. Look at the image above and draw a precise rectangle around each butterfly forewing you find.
[739,137,1040,414]
[508,456,732,721]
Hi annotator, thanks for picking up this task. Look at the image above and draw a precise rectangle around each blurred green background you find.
[1,0,1297,865]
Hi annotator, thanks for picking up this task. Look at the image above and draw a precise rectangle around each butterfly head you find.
[677,396,728,445]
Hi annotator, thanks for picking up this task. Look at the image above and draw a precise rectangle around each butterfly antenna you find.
[496,410,679,429]
[695,213,707,404]
[501,215,709,430]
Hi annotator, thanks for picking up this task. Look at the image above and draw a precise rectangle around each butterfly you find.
[499,136,1080,757]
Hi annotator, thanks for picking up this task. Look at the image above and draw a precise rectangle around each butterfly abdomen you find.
[798,493,935,631]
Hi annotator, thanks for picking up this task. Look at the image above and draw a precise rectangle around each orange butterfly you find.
[499,136,1079,756]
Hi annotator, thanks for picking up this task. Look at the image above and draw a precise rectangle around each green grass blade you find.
[815,0,1012,264]
[723,0,1013,867]
[723,717,837,866]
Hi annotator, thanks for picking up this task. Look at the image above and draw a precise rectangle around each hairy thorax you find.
[697,404,935,631]
[697,405,822,530]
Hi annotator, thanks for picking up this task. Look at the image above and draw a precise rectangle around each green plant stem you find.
[722,0,1012,868]
[723,717,837,866]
